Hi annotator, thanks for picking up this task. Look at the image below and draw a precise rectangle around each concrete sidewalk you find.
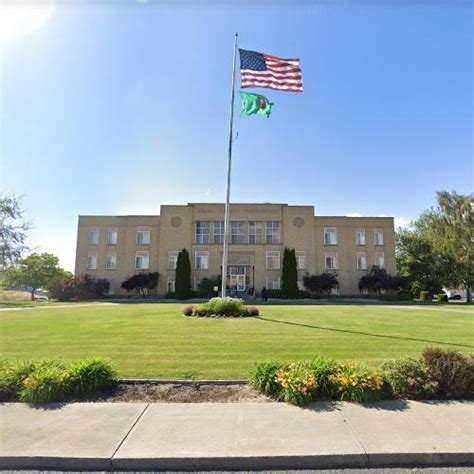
[1,401,473,471]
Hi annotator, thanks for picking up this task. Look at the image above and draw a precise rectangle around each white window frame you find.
[106,254,117,270]
[87,253,97,270]
[266,221,280,244]
[356,252,367,270]
[195,251,209,270]
[213,221,224,244]
[356,229,366,246]
[374,229,384,246]
[231,221,246,244]
[325,252,338,270]
[375,251,385,269]
[195,221,210,244]
[135,251,149,270]
[266,276,281,290]
[266,251,280,270]
[324,228,337,245]
[296,251,306,270]
[248,221,264,244]
[88,228,99,245]
[167,277,175,293]
[168,251,179,270]
[136,227,151,245]
[107,227,118,245]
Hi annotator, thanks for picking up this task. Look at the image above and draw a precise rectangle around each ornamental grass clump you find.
[328,364,385,403]
[250,361,282,396]
[275,362,319,405]
[67,358,116,395]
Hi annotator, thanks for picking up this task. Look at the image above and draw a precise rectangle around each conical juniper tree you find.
[281,247,299,298]
[175,248,192,299]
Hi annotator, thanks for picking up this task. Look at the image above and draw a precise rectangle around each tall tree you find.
[281,247,299,298]
[417,191,473,303]
[0,194,31,269]
[303,272,339,296]
[3,253,70,300]
[175,248,192,300]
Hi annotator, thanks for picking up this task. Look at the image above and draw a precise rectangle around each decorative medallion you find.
[293,217,305,228]
[170,216,182,228]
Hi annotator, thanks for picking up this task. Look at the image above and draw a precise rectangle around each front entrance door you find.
[229,274,246,291]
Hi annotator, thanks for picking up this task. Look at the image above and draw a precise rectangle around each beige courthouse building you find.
[75,203,396,297]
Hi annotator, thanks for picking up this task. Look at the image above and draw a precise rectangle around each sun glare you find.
[0,0,55,40]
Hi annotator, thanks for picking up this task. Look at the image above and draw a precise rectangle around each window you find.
[356,252,367,270]
[331,286,340,295]
[88,229,99,245]
[106,255,117,270]
[266,251,280,269]
[231,221,246,244]
[324,228,337,245]
[195,221,210,244]
[136,227,151,245]
[168,251,179,270]
[266,221,280,244]
[374,229,384,246]
[135,251,149,270]
[195,251,209,270]
[296,251,306,270]
[87,253,97,270]
[104,278,115,295]
[375,252,385,268]
[356,229,366,246]
[266,277,280,290]
[167,277,175,293]
[213,221,224,244]
[107,228,118,245]
[248,221,264,244]
[325,252,338,270]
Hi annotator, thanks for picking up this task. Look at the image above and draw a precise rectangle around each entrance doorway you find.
[229,274,246,291]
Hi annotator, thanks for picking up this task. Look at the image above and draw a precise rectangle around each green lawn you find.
[0,303,472,379]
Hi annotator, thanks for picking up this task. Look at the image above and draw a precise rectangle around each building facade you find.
[75,203,396,296]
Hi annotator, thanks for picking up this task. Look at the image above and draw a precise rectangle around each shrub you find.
[420,291,430,301]
[309,357,339,398]
[275,362,319,405]
[437,293,448,303]
[189,297,255,317]
[182,305,195,316]
[423,348,474,399]
[67,359,116,395]
[281,248,299,298]
[245,306,260,316]
[381,358,435,399]
[250,362,282,396]
[266,289,283,298]
[121,272,159,296]
[20,365,69,403]
[303,272,339,296]
[0,360,36,400]
[175,249,192,299]
[328,364,385,403]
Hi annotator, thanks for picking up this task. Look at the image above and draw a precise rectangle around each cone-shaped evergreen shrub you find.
[175,248,192,300]
[281,247,299,298]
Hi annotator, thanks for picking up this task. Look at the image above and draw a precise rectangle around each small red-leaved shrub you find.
[182,305,195,316]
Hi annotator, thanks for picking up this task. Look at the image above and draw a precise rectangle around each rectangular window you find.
[374,229,384,246]
[135,251,149,270]
[107,228,118,245]
[266,221,280,244]
[213,221,224,244]
[325,252,338,270]
[266,251,280,269]
[87,254,97,270]
[195,251,209,270]
[266,277,281,290]
[167,277,175,293]
[136,227,151,245]
[105,278,115,295]
[168,251,179,270]
[231,221,246,244]
[324,228,337,245]
[88,228,99,245]
[375,252,385,268]
[356,252,367,270]
[296,251,306,270]
[248,221,264,244]
[331,286,340,295]
[106,255,117,270]
[195,221,210,244]
[356,229,366,246]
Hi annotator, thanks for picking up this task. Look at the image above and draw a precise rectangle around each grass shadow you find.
[256,316,474,349]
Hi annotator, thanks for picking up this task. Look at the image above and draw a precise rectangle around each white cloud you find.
[394,216,412,229]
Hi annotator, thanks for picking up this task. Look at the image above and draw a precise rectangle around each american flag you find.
[239,48,303,92]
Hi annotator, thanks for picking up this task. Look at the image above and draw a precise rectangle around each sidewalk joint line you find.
[341,415,370,465]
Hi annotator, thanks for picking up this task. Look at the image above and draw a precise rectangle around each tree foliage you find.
[281,247,299,298]
[0,194,31,269]
[175,248,192,300]
[121,272,159,296]
[303,272,339,296]
[358,266,408,294]
[198,275,221,296]
[49,274,110,301]
[3,253,71,300]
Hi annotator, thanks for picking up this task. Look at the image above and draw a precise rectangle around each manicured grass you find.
[0,303,472,379]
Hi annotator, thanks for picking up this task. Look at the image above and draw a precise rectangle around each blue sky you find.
[2,1,472,271]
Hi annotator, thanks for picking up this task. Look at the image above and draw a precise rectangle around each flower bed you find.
[183,297,260,318]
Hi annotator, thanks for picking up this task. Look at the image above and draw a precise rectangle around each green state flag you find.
[239,91,273,118]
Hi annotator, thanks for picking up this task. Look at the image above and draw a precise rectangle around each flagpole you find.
[221,32,238,299]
